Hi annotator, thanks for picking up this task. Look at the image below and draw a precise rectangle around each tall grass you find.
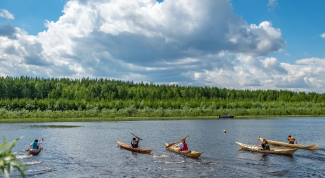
[0,102,324,120]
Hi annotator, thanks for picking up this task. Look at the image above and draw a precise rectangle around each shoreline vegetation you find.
[0,115,324,123]
[0,76,325,122]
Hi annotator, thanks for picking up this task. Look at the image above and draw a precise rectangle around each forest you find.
[0,76,324,119]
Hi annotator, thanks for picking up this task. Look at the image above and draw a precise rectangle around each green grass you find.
[1,115,323,123]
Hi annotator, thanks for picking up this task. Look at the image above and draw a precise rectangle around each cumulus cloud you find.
[1,0,324,92]
[0,9,14,20]
[0,23,17,39]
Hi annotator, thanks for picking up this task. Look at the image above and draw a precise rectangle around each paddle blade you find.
[165,143,176,148]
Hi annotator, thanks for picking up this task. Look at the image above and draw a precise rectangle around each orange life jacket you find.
[288,137,295,144]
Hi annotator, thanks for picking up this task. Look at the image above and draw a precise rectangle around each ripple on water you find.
[16,155,33,159]
[154,161,185,164]
[20,125,81,129]
[24,161,42,166]
[152,154,169,158]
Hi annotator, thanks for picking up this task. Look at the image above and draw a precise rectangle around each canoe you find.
[165,143,202,158]
[259,138,319,150]
[235,141,297,155]
[116,141,152,154]
[28,148,42,155]
[219,115,234,118]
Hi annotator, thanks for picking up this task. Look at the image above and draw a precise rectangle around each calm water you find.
[1,117,325,177]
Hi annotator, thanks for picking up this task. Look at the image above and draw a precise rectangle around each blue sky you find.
[0,0,68,35]
[0,0,325,93]
[232,0,325,63]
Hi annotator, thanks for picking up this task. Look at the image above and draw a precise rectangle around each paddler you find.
[288,135,298,144]
[131,137,140,149]
[176,138,188,151]
[259,138,270,150]
[30,138,43,151]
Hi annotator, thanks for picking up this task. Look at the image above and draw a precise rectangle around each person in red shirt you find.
[176,138,188,151]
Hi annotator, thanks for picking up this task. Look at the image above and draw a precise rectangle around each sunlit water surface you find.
[1,117,325,177]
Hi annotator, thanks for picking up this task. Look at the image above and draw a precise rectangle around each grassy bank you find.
[0,114,323,123]
[1,104,325,119]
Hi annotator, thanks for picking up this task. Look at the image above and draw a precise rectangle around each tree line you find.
[0,76,324,102]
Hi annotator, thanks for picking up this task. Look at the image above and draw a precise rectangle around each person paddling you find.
[30,138,43,151]
[288,135,298,144]
[131,137,140,149]
[176,138,188,151]
[259,138,270,150]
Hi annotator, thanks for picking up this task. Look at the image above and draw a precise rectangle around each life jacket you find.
[131,140,139,148]
[288,137,295,144]
[181,143,188,151]
[31,142,39,149]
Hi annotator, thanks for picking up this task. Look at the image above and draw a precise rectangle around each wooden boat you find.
[235,142,297,155]
[259,138,319,150]
[116,141,152,154]
[219,115,234,118]
[165,143,202,158]
[28,147,42,155]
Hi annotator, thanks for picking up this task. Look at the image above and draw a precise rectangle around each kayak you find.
[235,142,297,155]
[28,148,42,155]
[259,138,319,150]
[116,141,152,154]
[165,143,202,158]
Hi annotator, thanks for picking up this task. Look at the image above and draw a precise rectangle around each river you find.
[1,117,324,177]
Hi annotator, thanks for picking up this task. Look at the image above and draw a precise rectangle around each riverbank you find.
[1,104,325,120]
[0,115,323,123]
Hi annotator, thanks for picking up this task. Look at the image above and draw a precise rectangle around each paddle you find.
[131,133,143,140]
[254,136,260,147]
[166,135,189,148]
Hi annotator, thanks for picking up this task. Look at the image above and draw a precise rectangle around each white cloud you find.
[0,9,14,20]
[321,33,325,38]
[190,55,325,92]
[296,57,325,66]
[1,0,324,92]
[267,0,278,11]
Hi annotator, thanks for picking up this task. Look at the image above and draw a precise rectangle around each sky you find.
[0,0,325,93]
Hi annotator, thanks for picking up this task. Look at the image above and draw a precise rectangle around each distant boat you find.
[219,115,234,118]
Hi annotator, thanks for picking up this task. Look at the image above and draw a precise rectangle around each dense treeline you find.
[0,76,324,119]
[1,76,324,102]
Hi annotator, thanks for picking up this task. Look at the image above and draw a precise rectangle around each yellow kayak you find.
[165,143,202,158]
[259,138,319,150]
[235,142,297,155]
[117,141,152,154]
